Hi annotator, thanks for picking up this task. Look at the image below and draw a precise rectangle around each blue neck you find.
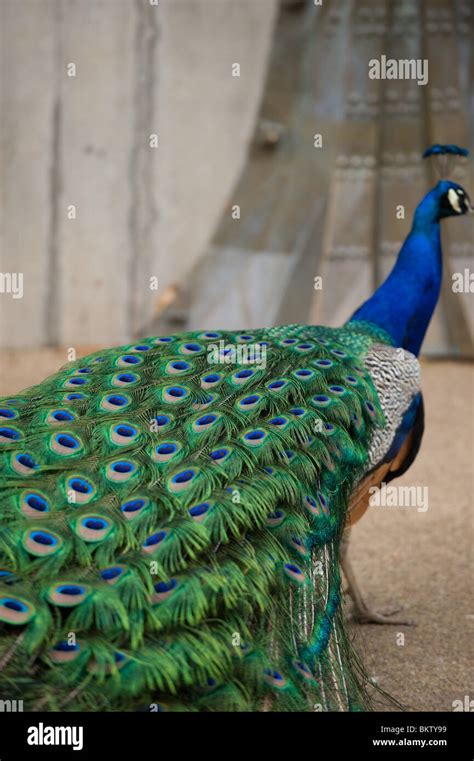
[350,188,443,356]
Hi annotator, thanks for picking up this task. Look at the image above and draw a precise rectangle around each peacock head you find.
[436,180,472,219]
[422,145,472,220]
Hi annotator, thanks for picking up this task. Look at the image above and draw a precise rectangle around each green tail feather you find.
[0,322,392,710]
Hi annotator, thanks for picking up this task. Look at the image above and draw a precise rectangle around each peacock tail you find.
[0,320,393,711]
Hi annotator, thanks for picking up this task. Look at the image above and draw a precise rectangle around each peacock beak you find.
[462,192,473,214]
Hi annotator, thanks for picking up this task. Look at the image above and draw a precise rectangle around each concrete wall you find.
[0,0,278,349]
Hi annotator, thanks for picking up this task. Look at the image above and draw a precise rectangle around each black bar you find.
[0,711,472,759]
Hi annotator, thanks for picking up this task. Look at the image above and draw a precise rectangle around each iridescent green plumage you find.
[0,321,391,711]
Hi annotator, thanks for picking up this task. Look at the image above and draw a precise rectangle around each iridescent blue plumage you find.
[352,164,471,355]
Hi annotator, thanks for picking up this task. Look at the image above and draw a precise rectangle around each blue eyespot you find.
[25,494,49,512]
[172,469,195,484]
[112,461,134,473]
[52,410,75,422]
[114,425,136,438]
[210,448,228,460]
[0,427,20,440]
[189,502,210,517]
[106,395,128,407]
[120,355,141,364]
[69,478,93,494]
[30,531,57,547]
[167,387,186,398]
[183,343,202,352]
[144,531,167,547]
[268,380,285,390]
[55,434,80,449]
[157,443,177,455]
[82,518,107,531]
[171,361,189,371]
[121,498,146,513]
[57,585,84,596]
[1,599,27,613]
[196,414,216,426]
[154,579,177,593]
[241,395,259,405]
[16,453,38,469]
[0,409,16,419]
[53,641,80,652]
[101,567,123,581]
[245,430,265,441]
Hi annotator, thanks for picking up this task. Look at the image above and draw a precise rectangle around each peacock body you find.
[0,159,471,712]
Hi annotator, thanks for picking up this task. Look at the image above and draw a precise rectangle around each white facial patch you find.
[448,188,462,213]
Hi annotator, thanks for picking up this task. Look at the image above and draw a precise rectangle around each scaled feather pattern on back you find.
[0,321,393,711]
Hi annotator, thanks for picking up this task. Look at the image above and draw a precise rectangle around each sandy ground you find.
[0,351,472,712]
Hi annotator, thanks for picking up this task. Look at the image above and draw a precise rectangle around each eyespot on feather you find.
[49,640,82,663]
[100,393,131,412]
[0,596,36,624]
[106,460,138,482]
[120,497,149,520]
[21,491,50,517]
[47,583,90,607]
[66,476,96,504]
[11,452,40,475]
[23,528,63,557]
[110,423,139,446]
[50,432,83,456]
[74,515,113,543]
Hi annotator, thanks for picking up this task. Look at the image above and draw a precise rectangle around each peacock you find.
[0,146,471,712]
